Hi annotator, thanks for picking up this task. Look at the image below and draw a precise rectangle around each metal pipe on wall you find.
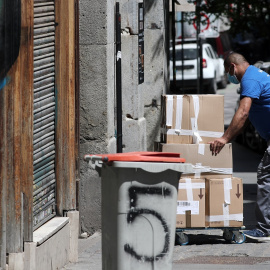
[172,0,176,91]
[181,12,185,90]
[116,2,123,153]
[196,0,201,94]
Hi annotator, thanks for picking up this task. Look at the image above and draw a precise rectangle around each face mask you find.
[227,65,240,84]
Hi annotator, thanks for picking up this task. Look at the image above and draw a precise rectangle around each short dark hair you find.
[224,52,248,68]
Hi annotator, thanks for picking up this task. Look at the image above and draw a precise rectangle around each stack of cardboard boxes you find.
[160,95,243,229]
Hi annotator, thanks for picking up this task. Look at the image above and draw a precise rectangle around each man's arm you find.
[209,96,253,155]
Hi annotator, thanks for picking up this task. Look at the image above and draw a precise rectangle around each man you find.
[209,52,270,242]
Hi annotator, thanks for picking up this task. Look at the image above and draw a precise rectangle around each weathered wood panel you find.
[0,71,7,268]
[5,56,22,253]
[0,0,34,256]
[55,0,77,214]
[20,0,34,242]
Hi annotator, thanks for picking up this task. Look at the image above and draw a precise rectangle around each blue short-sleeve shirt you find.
[240,65,270,141]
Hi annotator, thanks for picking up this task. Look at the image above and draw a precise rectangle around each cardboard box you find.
[205,177,243,227]
[162,143,233,178]
[176,178,205,228]
[160,95,224,144]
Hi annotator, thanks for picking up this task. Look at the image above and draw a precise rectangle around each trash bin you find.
[84,152,192,270]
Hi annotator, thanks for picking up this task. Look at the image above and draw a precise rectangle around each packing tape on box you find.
[224,178,232,205]
[223,204,230,227]
[188,164,233,177]
[191,118,203,144]
[166,95,174,126]
[198,144,205,155]
[193,163,204,178]
[178,178,205,201]
[209,168,233,174]
[205,213,243,222]
[183,178,193,201]
[178,182,206,190]
[164,128,224,139]
[223,178,232,226]
[174,95,203,144]
[175,96,183,133]
[191,95,202,144]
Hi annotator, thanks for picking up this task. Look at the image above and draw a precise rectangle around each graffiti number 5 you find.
[124,186,171,262]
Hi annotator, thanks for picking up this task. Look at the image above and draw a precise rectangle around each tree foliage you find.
[192,0,270,37]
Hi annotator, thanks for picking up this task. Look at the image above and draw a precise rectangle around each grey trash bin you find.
[84,152,192,270]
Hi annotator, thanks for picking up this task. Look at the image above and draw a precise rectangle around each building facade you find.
[0,0,171,268]
[79,0,170,234]
[0,0,79,269]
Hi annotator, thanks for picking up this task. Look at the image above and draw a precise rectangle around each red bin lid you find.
[84,151,185,163]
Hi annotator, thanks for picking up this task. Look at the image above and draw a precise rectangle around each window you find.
[206,46,215,59]
[170,48,198,61]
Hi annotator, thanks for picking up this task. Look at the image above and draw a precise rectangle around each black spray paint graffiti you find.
[124,186,172,262]
[0,0,21,89]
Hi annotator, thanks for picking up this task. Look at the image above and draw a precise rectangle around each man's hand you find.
[208,97,252,156]
[208,137,228,156]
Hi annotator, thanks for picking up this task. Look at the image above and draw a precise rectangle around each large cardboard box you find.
[205,177,243,227]
[162,143,233,178]
[176,178,205,228]
[161,95,224,144]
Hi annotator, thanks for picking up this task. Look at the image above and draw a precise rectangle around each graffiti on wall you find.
[124,186,172,262]
[0,0,21,90]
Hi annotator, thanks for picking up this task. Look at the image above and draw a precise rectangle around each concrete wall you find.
[79,0,116,234]
[79,0,168,234]
[120,0,147,152]
[121,0,168,152]
[143,0,169,151]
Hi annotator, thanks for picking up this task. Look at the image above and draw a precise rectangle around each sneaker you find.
[244,229,270,242]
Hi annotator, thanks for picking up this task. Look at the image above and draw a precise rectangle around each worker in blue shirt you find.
[209,52,270,242]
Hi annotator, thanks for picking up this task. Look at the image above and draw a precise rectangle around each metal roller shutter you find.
[33,0,56,230]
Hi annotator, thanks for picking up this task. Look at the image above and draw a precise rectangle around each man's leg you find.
[256,145,270,235]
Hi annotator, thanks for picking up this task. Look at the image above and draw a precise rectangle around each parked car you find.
[170,43,227,93]
[236,120,267,154]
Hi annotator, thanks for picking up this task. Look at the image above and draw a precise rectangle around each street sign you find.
[178,12,220,39]
[193,13,220,38]
[193,13,210,32]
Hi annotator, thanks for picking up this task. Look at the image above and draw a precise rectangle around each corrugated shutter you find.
[33,0,56,230]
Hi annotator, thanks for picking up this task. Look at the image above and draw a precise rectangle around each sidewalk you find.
[60,139,270,270]
[62,229,270,270]
[61,85,270,269]
[62,232,101,270]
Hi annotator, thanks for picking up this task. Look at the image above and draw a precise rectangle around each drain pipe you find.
[116,2,123,153]
[172,0,176,91]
